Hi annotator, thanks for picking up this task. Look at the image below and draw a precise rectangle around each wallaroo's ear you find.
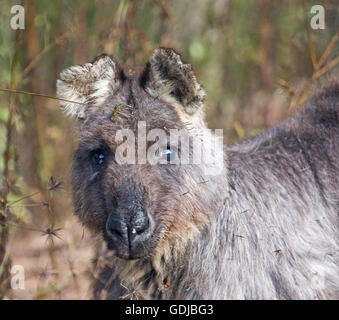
[140,48,206,114]
[56,54,124,118]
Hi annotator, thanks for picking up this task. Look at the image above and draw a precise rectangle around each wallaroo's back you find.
[57,48,339,299]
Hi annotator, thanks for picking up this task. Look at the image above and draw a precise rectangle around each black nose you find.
[106,210,150,247]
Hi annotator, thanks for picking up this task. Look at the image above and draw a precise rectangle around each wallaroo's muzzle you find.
[105,209,151,259]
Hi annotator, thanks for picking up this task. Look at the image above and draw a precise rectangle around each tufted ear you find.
[56,54,124,118]
[140,48,206,114]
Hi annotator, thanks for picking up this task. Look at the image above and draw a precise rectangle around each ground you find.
[5,216,93,300]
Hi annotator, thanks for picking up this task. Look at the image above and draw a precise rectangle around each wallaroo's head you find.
[57,48,224,260]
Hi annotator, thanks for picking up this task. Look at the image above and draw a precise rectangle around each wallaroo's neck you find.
[150,157,229,268]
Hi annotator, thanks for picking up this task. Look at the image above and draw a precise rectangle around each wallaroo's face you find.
[57,48,223,260]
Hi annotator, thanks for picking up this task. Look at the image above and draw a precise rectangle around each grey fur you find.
[57,48,339,300]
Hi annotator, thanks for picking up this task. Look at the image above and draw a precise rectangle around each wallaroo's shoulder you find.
[295,80,339,130]
[227,79,339,157]
[308,79,339,106]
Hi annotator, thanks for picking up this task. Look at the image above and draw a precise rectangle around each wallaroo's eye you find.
[92,149,106,165]
[161,146,172,163]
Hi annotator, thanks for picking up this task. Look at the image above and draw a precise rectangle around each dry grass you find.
[6,215,93,300]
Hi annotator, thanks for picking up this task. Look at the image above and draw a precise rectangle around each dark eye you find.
[92,149,106,166]
[160,146,172,163]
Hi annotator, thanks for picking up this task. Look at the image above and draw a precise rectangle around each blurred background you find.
[0,0,338,299]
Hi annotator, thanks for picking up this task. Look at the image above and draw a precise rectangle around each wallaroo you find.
[57,48,338,299]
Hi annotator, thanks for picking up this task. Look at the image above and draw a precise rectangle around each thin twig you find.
[308,39,318,70]
[281,31,339,110]
[316,33,339,70]
[23,30,72,77]
[0,88,108,110]
[7,190,42,207]
[312,55,339,80]
[0,28,21,299]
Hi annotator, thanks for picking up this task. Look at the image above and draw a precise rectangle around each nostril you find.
[109,228,124,242]
[136,226,147,235]
[132,219,149,235]
[106,220,126,243]
[106,211,150,248]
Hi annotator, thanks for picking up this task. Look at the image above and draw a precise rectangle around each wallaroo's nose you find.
[129,210,150,240]
[106,210,150,247]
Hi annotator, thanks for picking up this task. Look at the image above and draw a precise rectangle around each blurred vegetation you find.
[0,0,338,299]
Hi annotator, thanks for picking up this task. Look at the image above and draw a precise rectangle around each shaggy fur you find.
[57,48,339,300]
